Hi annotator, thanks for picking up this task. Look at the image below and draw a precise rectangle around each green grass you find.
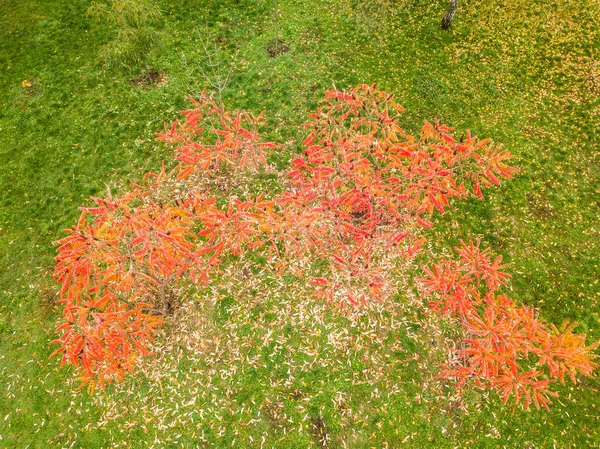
[1,0,599,447]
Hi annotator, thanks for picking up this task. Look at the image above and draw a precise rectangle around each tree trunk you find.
[274,0,279,48]
[441,0,458,30]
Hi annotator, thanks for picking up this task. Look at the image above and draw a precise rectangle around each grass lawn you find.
[1,0,599,447]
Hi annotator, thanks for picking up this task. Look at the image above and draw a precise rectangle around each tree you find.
[277,84,516,306]
[346,0,398,31]
[52,85,596,409]
[87,0,162,72]
[52,92,276,390]
[181,30,238,103]
[421,240,598,410]
[266,0,289,57]
[441,0,459,30]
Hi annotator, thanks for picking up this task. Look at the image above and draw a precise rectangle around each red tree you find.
[276,84,516,306]
[421,240,598,410]
[53,92,277,390]
[52,86,596,409]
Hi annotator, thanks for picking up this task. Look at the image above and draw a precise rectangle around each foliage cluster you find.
[53,85,596,409]
[422,240,598,410]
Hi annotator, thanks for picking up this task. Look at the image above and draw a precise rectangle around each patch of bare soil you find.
[266,39,289,58]
[130,68,167,87]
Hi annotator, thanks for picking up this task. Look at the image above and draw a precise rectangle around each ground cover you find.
[0,0,599,447]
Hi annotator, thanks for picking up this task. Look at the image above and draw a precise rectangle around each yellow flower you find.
[22,80,32,88]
